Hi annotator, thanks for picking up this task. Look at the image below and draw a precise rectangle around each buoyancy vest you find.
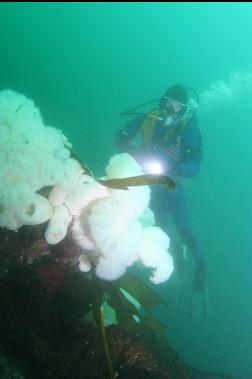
[141,109,188,149]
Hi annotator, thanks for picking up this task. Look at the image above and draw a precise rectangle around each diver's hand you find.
[193,259,206,293]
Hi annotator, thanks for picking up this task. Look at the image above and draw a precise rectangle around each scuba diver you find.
[115,84,207,318]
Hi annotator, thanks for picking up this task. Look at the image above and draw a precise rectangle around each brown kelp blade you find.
[98,174,176,192]
[120,272,167,313]
[140,315,166,335]
[67,147,176,192]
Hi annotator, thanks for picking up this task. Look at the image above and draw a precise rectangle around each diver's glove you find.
[193,258,207,293]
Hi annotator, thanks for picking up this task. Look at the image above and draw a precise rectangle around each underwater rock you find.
[0,226,236,379]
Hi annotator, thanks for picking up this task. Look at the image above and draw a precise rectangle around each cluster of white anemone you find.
[0,89,174,284]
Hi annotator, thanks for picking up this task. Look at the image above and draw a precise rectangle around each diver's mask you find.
[159,96,198,128]
[159,96,185,126]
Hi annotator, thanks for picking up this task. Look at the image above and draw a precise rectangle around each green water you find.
[0,2,251,378]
